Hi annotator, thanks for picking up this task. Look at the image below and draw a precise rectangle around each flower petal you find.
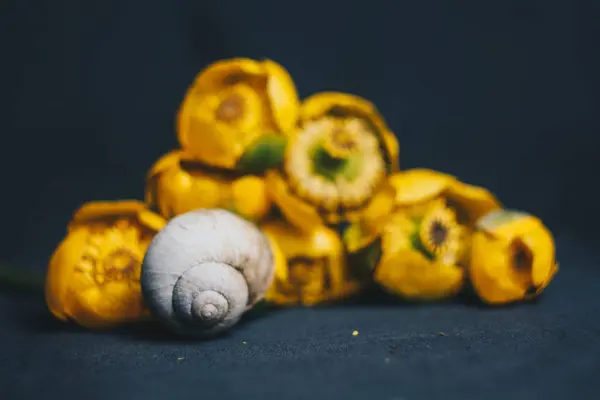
[265,170,324,233]
[469,231,528,304]
[45,227,90,322]
[343,182,397,253]
[69,200,147,230]
[183,109,249,169]
[389,169,454,206]
[70,282,144,329]
[230,175,271,222]
[444,179,502,224]
[262,59,300,134]
[145,150,185,182]
[374,248,465,300]
[190,58,266,94]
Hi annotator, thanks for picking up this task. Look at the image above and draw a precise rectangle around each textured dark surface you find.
[2,233,600,400]
[1,0,599,399]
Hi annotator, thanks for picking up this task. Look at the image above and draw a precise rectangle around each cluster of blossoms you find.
[45,58,558,329]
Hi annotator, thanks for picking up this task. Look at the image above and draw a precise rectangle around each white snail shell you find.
[141,208,275,337]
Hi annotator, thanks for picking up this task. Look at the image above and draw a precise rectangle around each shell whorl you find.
[141,209,274,337]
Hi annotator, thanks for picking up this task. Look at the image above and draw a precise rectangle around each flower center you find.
[322,128,359,160]
[429,220,448,249]
[415,200,462,263]
[287,256,329,300]
[101,249,138,283]
[313,124,364,182]
[215,94,244,122]
[510,238,533,272]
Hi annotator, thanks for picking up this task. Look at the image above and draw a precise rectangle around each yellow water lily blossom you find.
[261,219,362,306]
[177,58,300,170]
[266,92,399,234]
[373,200,467,300]
[366,168,503,300]
[145,150,271,221]
[469,209,558,305]
[45,200,167,329]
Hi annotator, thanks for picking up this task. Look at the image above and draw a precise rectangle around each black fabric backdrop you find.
[1,1,599,399]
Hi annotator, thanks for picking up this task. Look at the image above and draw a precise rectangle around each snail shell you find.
[141,208,275,337]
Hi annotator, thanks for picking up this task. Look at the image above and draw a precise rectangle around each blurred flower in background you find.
[470,209,558,304]
[45,201,166,328]
[368,169,502,300]
[177,58,299,170]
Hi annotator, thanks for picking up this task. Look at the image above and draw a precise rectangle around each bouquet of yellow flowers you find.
[39,58,558,336]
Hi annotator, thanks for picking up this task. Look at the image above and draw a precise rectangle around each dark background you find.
[1,1,599,399]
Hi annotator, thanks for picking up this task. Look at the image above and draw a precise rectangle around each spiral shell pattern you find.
[141,209,275,336]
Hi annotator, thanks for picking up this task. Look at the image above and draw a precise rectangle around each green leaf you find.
[236,133,288,174]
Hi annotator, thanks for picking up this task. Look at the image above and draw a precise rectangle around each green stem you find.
[0,265,46,294]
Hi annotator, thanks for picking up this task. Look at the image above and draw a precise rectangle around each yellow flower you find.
[45,200,166,329]
[374,201,466,300]
[469,209,558,305]
[177,58,300,170]
[261,219,362,306]
[145,150,271,222]
[367,168,502,301]
[266,92,399,234]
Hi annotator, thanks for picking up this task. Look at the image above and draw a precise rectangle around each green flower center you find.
[312,144,362,182]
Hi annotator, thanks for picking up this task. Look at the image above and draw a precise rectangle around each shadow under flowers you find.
[12,283,544,344]
[305,283,545,311]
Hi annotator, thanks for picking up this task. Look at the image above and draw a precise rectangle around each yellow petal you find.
[389,169,454,206]
[444,179,502,224]
[261,222,291,285]
[344,183,397,253]
[145,150,186,181]
[69,282,145,329]
[45,227,90,322]
[136,210,167,233]
[183,109,250,169]
[70,199,165,238]
[265,170,324,233]
[469,232,526,304]
[230,175,271,222]
[360,181,397,233]
[262,59,300,134]
[145,150,183,208]
[145,152,232,219]
[300,91,399,172]
[380,212,415,255]
[189,58,266,94]
[69,200,147,228]
[374,249,465,301]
